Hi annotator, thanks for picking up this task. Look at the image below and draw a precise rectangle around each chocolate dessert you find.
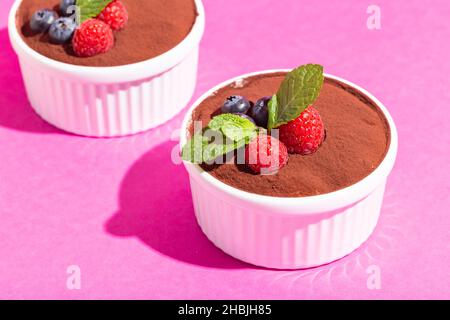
[187,70,390,197]
[16,0,197,66]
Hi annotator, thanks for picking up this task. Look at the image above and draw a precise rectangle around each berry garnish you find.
[279,106,325,155]
[72,19,114,57]
[245,135,288,174]
[181,64,325,175]
[248,96,270,128]
[60,0,76,16]
[221,95,251,114]
[30,9,58,33]
[49,17,77,44]
[97,0,129,31]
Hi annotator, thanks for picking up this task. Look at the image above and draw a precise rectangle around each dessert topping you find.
[267,64,324,130]
[30,9,58,33]
[77,0,111,23]
[221,95,252,114]
[235,113,256,125]
[248,96,270,128]
[49,17,77,44]
[60,0,76,16]
[29,1,127,56]
[72,19,114,57]
[279,106,325,155]
[182,114,258,164]
[245,134,288,174]
[98,0,129,31]
[182,64,325,173]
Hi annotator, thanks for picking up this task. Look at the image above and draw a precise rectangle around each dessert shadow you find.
[0,29,67,135]
[105,140,250,269]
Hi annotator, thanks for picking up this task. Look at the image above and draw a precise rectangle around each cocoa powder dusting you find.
[190,73,391,197]
[16,0,197,66]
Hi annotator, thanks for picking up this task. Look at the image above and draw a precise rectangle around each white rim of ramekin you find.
[181,70,398,215]
[8,0,205,83]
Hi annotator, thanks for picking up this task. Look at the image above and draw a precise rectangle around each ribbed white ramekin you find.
[181,70,398,269]
[8,0,205,137]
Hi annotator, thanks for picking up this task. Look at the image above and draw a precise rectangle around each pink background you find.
[1,0,449,299]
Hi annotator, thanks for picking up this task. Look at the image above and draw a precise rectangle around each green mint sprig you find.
[182,63,325,164]
[208,113,257,142]
[181,114,258,163]
[77,0,112,23]
[268,64,324,129]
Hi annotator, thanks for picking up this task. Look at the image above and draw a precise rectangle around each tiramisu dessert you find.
[182,64,390,197]
[16,0,197,66]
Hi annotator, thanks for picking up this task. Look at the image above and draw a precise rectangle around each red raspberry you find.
[245,135,288,174]
[97,0,129,31]
[72,19,114,57]
[279,106,325,155]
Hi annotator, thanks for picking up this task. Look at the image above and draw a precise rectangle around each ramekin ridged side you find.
[181,71,398,269]
[8,0,205,137]
[189,173,386,269]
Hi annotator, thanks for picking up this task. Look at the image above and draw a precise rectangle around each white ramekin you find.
[180,70,398,269]
[8,0,205,137]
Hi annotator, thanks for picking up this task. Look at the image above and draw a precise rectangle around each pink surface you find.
[0,0,449,299]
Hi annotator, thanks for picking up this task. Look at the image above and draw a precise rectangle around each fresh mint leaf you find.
[202,138,248,164]
[181,134,209,163]
[181,114,258,164]
[268,64,324,129]
[208,113,257,142]
[77,0,112,23]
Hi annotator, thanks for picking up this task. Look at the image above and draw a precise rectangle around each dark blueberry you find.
[30,9,58,33]
[49,17,76,44]
[248,96,270,128]
[235,113,256,125]
[60,0,77,16]
[221,95,251,114]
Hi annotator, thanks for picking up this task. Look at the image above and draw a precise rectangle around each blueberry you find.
[235,113,256,125]
[221,95,251,114]
[60,0,77,16]
[248,96,270,128]
[49,17,76,44]
[30,9,58,33]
